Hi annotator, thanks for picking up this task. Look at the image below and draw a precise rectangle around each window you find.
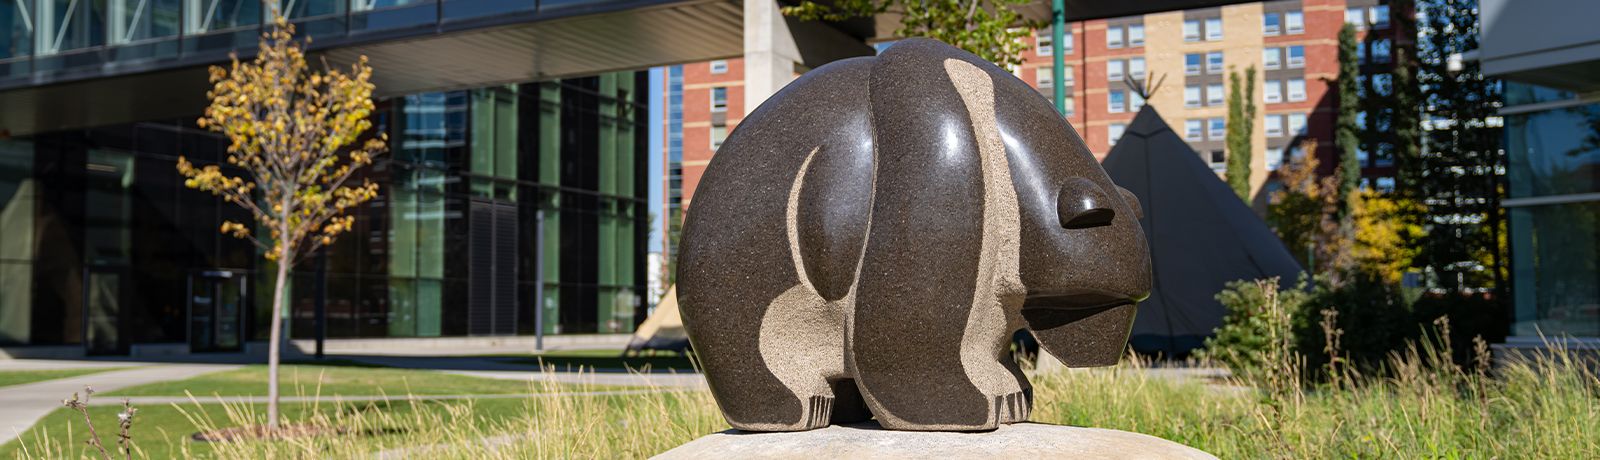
[710,60,728,74]
[1207,52,1224,74]
[1185,53,1202,75]
[712,126,728,149]
[1288,45,1305,68]
[1109,91,1126,113]
[1210,150,1227,170]
[1357,41,1367,63]
[1209,118,1226,139]
[1286,11,1304,34]
[1376,177,1395,192]
[1263,13,1281,35]
[1128,25,1145,47]
[1130,92,1146,111]
[712,87,727,112]
[1265,115,1284,137]
[1265,80,1283,103]
[1107,26,1124,48]
[1371,5,1390,29]
[1206,18,1223,41]
[1108,60,1125,82]
[1064,97,1075,117]
[1064,65,1074,86]
[1038,28,1053,56]
[1357,75,1369,98]
[1185,86,1202,107]
[1374,74,1392,96]
[1129,58,1146,80]
[1347,8,1366,30]
[1287,78,1306,101]
[1263,48,1282,70]
[1186,120,1204,140]
[1063,32,1074,54]
[1109,123,1127,146]
[1266,148,1285,171]
[1207,84,1225,106]
[1373,39,1392,63]
[1037,66,1053,87]
[1288,113,1307,135]
[1184,20,1201,42]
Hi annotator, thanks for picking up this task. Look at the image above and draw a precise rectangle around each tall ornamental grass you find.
[11,349,1595,458]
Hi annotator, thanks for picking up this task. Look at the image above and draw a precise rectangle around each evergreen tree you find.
[1392,48,1423,194]
[1416,0,1505,292]
[1226,65,1258,202]
[1335,23,1363,212]
[1390,0,1424,194]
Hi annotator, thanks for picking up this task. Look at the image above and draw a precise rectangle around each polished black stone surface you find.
[677,38,1151,432]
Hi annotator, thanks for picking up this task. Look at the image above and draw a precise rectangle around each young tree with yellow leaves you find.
[177,16,385,430]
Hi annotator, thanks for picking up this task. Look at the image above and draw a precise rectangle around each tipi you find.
[1101,106,1305,357]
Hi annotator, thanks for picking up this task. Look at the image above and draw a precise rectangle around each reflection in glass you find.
[109,0,180,44]
[273,0,342,18]
[1,0,32,59]
[1511,202,1600,338]
[85,271,121,354]
[352,0,428,11]
[1506,102,1600,199]
[184,0,259,33]
[0,140,34,345]
[85,150,133,266]
[35,0,106,54]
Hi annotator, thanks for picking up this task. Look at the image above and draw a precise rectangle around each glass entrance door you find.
[84,267,129,355]
[190,272,245,352]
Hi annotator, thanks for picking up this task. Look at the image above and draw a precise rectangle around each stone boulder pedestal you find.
[652,422,1219,459]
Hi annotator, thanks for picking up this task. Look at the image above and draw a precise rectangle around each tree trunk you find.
[266,249,290,430]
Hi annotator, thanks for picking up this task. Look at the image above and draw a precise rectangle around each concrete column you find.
[744,0,804,116]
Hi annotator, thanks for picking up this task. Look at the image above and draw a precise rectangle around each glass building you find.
[1504,81,1600,339]
[0,72,651,354]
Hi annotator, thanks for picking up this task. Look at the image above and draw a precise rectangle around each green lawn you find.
[99,363,586,398]
[0,397,537,460]
[505,349,699,372]
[0,368,128,388]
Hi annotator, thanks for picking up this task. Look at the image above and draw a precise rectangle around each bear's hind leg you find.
[721,284,848,432]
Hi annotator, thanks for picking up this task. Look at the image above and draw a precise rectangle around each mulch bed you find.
[191,424,349,442]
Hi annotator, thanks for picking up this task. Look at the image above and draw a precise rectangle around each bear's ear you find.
[1117,185,1143,219]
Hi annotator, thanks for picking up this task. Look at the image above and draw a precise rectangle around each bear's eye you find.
[1057,177,1115,229]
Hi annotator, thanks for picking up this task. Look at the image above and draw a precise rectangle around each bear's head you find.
[892,38,1153,366]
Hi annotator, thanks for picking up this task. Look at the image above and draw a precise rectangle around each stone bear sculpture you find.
[676,38,1152,432]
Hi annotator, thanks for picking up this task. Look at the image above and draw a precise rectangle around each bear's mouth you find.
[1020,291,1140,331]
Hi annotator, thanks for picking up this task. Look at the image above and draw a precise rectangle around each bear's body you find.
[676,39,1152,432]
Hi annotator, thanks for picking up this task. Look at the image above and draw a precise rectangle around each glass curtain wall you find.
[0,140,34,345]
[35,0,106,54]
[0,72,648,349]
[1505,81,1600,338]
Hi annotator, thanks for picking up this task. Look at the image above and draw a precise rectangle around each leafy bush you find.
[1196,277,1311,388]
[1205,273,1510,384]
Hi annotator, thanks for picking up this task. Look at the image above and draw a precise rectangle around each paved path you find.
[85,388,698,406]
[441,369,707,388]
[0,364,239,446]
[0,359,160,371]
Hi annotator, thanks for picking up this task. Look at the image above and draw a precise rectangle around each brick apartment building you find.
[664,0,1407,253]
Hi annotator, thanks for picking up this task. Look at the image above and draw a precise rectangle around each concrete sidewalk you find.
[84,388,695,406]
[0,364,239,446]
[440,369,707,388]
